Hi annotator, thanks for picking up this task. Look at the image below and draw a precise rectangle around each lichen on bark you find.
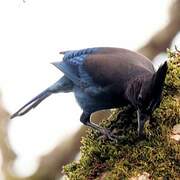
[63,50,180,180]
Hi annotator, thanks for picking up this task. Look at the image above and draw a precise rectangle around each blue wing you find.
[52,48,99,86]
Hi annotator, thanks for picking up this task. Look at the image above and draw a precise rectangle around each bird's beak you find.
[137,110,149,136]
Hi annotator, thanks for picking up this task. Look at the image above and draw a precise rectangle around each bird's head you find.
[126,61,168,135]
[137,61,168,115]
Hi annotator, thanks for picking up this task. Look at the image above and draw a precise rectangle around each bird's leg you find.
[80,112,117,141]
[86,121,118,141]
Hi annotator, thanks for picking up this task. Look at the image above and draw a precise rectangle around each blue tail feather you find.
[10,89,50,119]
[10,76,73,119]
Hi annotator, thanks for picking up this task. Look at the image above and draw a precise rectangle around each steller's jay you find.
[11,47,168,139]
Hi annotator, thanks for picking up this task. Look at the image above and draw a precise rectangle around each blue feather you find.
[52,48,99,87]
[63,48,99,62]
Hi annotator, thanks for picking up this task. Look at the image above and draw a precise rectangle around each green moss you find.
[165,49,180,89]
[63,50,180,180]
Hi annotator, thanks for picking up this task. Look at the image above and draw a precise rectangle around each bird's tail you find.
[10,76,73,119]
[10,88,51,119]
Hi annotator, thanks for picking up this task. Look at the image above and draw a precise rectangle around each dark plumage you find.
[11,47,168,139]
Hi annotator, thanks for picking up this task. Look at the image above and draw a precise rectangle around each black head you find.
[137,61,168,115]
[126,61,168,136]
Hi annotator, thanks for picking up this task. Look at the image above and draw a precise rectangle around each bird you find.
[11,47,168,140]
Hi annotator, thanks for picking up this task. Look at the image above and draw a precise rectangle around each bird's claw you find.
[98,128,119,142]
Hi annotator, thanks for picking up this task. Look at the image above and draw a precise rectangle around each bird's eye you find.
[137,94,143,103]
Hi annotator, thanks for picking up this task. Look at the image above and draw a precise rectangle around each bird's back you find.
[54,47,155,93]
[84,48,155,88]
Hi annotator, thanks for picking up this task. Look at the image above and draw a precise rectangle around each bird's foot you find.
[98,128,119,142]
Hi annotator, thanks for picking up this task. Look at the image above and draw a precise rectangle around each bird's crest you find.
[152,61,168,98]
[128,61,168,111]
